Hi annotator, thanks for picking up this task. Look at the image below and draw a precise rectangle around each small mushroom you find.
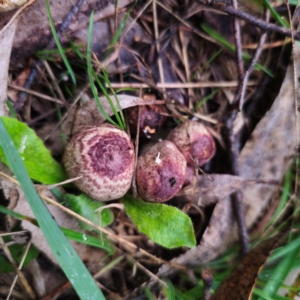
[167,120,215,166]
[63,123,135,201]
[136,140,186,202]
[127,96,167,138]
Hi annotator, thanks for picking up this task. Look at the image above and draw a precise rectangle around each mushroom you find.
[167,120,215,166]
[127,104,168,138]
[136,140,186,202]
[63,123,135,201]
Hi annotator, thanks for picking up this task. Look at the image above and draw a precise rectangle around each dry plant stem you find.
[243,39,290,49]
[152,0,165,94]
[201,268,213,300]
[26,107,64,125]
[231,0,244,105]
[14,0,86,112]
[106,80,257,89]
[286,2,300,199]
[221,0,250,254]
[43,60,67,105]
[0,235,35,299]
[119,0,152,41]
[239,8,270,111]
[224,114,249,254]
[0,171,188,273]
[8,84,64,105]
[7,238,33,300]
[132,105,142,198]
[126,255,168,288]
[156,0,217,45]
[196,0,300,40]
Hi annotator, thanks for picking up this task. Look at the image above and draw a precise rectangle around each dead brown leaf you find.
[209,234,284,300]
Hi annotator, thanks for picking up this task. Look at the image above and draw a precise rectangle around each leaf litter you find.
[0,0,300,298]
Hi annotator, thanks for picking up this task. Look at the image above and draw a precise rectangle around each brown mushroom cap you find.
[127,104,168,138]
[167,120,215,166]
[136,140,186,202]
[63,124,135,201]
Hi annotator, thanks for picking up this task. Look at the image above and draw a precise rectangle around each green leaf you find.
[0,241,39,273]
[63,193,114,232]
[122,195,196,249]
[0,117,68,184]
[0,118,105,299]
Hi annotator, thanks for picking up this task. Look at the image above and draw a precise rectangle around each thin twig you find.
[105,80,257,89]
[239,5,270,110]
[201,268,213,300]
[43,60,68,105]
[196,0,300,40]
[126,255,168,288]
[0,235,35,299]
[231,0,244,105]
[8,84,64,105]
[218,0,257,256]
[153,0,165,94]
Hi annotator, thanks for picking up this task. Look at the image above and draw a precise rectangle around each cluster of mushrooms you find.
[63,116,216,203]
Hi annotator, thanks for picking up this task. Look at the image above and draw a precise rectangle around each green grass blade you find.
[263,0,289,28]
[45,0,76,84]
[101,69,126,128]
[190,49,222,81]
[0,205,113,254]
[104,1,136,58]
[93,69,125,130]
[195,89,219,110]
[5,101,17,118]
[0,119,105,299]
[86,11,121,128]
[259,244,300,299]
[201,23,273,77]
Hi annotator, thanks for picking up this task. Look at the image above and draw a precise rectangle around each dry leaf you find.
[0,7,19,116]
[0,0,28,12]
[209,235,283,300]
[73,95,165,133]
[0,0,36,116]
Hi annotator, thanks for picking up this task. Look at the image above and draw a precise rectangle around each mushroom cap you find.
[63,124,135,201]
[127,104,168,138]
[167,120,215,166]
[136,140,186,202]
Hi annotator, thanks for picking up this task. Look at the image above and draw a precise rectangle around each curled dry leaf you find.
[157,43,300,276]
[73,95,165,133]
[210,234,284,300]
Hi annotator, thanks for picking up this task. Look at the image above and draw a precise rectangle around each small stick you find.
[196,0,300,40]
[239,6,270,110]
[201,268,213,300]
[231,0,244,106]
